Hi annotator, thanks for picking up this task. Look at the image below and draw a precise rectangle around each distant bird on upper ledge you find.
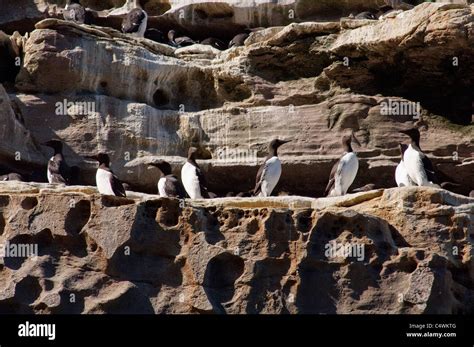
[63,0,86,24]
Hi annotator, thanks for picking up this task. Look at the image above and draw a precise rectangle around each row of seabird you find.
[2,127,458,199]
[63,0,249,50]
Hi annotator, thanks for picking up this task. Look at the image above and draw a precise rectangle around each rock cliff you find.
[0,183,473,314]
[0,1,473,314]
[0,2,473,196]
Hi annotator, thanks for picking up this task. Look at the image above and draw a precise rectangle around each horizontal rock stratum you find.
[0,183,472,314]
[0,2,473,196]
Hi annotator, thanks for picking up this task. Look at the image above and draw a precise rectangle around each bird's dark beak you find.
[84,155,97,161]
[281,140,292,144]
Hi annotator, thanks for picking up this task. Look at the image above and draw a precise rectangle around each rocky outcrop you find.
[1,3,472,195]
[0,183,472,314]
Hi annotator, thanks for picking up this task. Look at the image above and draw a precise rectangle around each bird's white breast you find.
[96,168,115,195]
[332,152,358,196]
[46,156,54,183]
[395,160,413,187]
[403,145,428,186]
[181,162,202,199]
[260,156,282,197]
[158,177,167,197]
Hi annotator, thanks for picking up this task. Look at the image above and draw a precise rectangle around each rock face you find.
[0,3,473,196]
[0,183,472,314]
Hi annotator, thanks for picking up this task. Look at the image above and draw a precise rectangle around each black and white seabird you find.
[181,147,210,199]
[201,37,227,50]
[0,172,25,182]
[149,160,186,199]
[122,6,148,38]
[44,140,70,185]
[350,11,377,20]
[86,153,126,197]
[228,33,249,48]
[395,143,415,187]
[145,28,167,44]
[253,139,291,197]
[63,0,86,24]
[399,128,438,187]
[325,133,360,197]
[168,30,195,48]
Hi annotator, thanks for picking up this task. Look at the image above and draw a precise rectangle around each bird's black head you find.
[149,160,172,176]
[85,153,110,166]
[43,139,63,153]
[269,139,291,150]
[399,128,421,145]
[268,139,291,156]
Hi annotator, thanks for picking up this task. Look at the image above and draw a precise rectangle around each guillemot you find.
[325,133,361,197]
[121,1,148,38]
[63,0,86,24]
[85,153,126,197]
[43,140,70,185]
[0,173,25,182]
[145,28,166,44]
[201,37,227,50]
[168,30,195,48]
[349,11,377,20]
[399,128,438,186]
[149,160,186,198]
[181,147,210,199]
[395,143,415,187]
[253,139,291,197]
[228,32,249,48]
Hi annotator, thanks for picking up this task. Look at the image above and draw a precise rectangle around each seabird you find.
[43,140,70,185]
[399,128,438,186]
[181,147,210,199]
[122,6,148,38]
[253,139,291,197]
[149,160,186,198]
[85,153,126,197]
[228,33,249,48]
[63,0,86,24]
[201,37,227,50]
[168,30,195,48]
[395,143,415,187]
[351,11,377,20]
[0,173,25,182]
[325,133,360,197]
[144,28,167,44]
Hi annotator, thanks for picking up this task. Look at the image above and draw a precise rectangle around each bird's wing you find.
[253,160,268,196]
[324,159,340,196]
[122,9,145,33]
[58,158,70,184]
[165,175,186,199]
[108,169,126,197]
[421,153,437,184]
[195,167,209,198]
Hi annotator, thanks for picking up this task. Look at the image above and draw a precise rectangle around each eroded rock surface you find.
[0,183,472,314]
[0,3,472,196]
